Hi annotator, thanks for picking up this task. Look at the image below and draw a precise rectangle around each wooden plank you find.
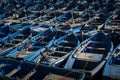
[74,53,103,62]
[62,40,69,43]
[87,47,105,50]
[0,64,6,68]
[15,51,32,58]
[62,40,76,44]
[43,74,75,80]
[113,52,120,57]
[32,27,47,32]
[17,51,32,55]
[23,69,36,80]
[58,46,72,49]
[18,34,25,37]
[5,43,16,46]
[64,41,91,69]
[5,66,21,77]
[54,50,67,54]
[13,39,23,42]
[50,56,59,59]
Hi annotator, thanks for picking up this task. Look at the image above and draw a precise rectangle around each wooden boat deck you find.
[15,51,32,58]
[74,52,103,62]
[43,74,75,80]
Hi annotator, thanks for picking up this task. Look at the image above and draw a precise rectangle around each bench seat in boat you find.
[74,52,103,62]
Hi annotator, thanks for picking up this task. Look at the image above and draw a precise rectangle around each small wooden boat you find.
[85,13,109,30]
[103,44,120,80]
[38,33,80,65]
[53,31,113,79]
[0,59,21,78]
[0,57,37,80]
[0,27,38,56]
[5,28,54,60]
[0,57,58,80]
[104,12,120,30]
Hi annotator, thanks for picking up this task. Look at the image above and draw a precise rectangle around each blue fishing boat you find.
[53,31,113,79]
[0,0,120,80]
[0,57,37,80]
[103,44,120,80]
[23,28,70,63]
[37,33,80,65]
[0,26,38,56]
[104,10,120,30]
[5,28,54,60]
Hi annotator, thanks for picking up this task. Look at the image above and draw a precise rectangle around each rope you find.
[78,41,92,80]
[79,38,101,80]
